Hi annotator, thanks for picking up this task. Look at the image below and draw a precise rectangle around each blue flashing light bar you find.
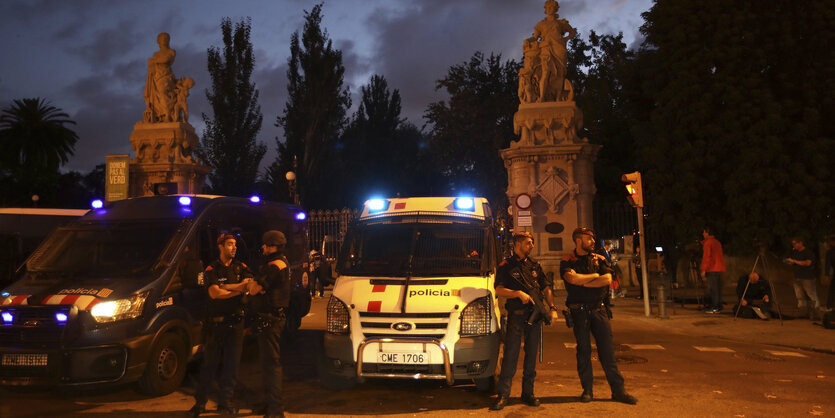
[454,197,475,211]
[91,199,104,209]
[295,212,307,221]
[55,312,68,323]
[178,196,192,206]
[250,195,261,204]
[367,198,387,212]
[1,312,12,324]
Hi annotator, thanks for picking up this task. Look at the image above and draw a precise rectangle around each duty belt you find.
[567,302,606,311]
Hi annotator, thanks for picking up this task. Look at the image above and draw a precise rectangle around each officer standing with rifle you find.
[247,230,292,418]
[491,232,558,411]
[560,227,637,405]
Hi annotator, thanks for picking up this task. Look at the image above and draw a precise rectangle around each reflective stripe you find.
[1,295,30,306]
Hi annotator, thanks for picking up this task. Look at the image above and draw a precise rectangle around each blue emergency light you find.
[454,197,475,211]
[178,196,192,206]
[250,195,261,204]
[295,212,307,221]
[55,312,68,323]
[91,199,104,209]
[367,198,388,212]
[1,312,12,324]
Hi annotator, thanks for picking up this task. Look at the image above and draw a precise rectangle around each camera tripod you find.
[734,252,784,324]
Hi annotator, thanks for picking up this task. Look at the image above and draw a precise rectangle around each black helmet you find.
[262,230,286,247]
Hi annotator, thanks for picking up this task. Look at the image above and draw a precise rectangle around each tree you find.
[636,0,835,252]
[337,75,428,207]
[424,52,521,210]
[0,98,78,205]
[274,3,351,209]
[201,17,265,196]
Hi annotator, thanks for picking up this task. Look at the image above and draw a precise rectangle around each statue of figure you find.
[532,0,576,102]
[144,32,177,123]
[518,37,540,104]
[173,77,195,123]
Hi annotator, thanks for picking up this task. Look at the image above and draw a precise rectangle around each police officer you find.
[190,234,253,416]
[305,250,330,298]
[491,232,558,411]
[248,230,291,418]
[560,227,637,405]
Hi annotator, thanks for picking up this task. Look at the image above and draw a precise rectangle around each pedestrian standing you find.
[561,227,637,405]
[248,230,292,418]
[634,245,643,299]
[191,234,253,417]
[306,250,330,298]
[700,227,726,313]
[786,237,820,319]
[491,232,558,411]
[825,236,835,312]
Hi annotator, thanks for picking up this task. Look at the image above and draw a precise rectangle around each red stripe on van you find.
[394,202,406,210]
[60,294,81,306]
[372,285,386,293]
[367,301,382,312]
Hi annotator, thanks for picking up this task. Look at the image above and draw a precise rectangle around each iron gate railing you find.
[307,208,358,260]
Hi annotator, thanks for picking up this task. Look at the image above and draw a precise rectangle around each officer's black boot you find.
[521,393,541,406]
[216,405,239,414]
[490,396,509,411]
[612,390,638,405]
[188,403,206,417]
[579,390,593,403]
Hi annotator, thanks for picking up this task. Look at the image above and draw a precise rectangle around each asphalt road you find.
[2,294,834,417]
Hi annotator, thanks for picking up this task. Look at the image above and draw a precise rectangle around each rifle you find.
[510,260,552,326]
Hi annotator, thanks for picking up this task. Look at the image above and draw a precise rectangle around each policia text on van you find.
[0,195,306,395]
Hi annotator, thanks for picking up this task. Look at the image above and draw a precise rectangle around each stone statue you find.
[530,0,576,102]
[518,37,540,104]
[144,32,192,123]
[173,77,195,123]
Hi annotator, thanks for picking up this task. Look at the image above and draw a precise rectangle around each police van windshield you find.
[338,222,489,277]
[25,221,184,280]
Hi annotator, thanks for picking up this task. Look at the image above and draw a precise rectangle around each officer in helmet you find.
[247,230,291,417]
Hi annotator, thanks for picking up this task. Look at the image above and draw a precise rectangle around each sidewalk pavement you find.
[553,287,835,355]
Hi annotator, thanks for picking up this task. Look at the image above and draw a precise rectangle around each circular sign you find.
[515,193,532,210]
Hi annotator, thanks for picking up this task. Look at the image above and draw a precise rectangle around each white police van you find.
[321,197,501,390]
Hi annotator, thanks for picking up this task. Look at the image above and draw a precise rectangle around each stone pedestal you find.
[128,121,210,197]
[501,101,600,288]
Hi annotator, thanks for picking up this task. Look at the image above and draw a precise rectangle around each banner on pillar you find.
[105,154,130,202]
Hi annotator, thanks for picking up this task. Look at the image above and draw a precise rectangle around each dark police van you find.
[0,195,307,395]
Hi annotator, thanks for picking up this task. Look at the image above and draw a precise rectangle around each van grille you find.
[358,311,450,340]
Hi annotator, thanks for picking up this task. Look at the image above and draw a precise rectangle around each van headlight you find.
[326,296,350,334]
[460,296,491,336]
[90,292,148,323]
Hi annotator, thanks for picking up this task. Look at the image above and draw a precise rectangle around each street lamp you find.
[285,171,299,205]
[31,194,39,208]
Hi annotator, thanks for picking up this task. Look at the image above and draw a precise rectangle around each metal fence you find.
[307,208,358,259]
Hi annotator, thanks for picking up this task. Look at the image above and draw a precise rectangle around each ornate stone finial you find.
[518,0,577,104]
[143,32,193,123]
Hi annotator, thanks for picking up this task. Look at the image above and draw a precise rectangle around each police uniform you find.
[560,233,636,404]
[193,257,253,413]
[251,231,291,417]
[494,254,552,401]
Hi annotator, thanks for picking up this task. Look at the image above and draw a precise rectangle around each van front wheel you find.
[138,332,188,395]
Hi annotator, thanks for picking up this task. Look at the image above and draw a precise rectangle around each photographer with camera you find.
[786,236,820,320]
[561,227,637,405]
[247,230,292,417]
